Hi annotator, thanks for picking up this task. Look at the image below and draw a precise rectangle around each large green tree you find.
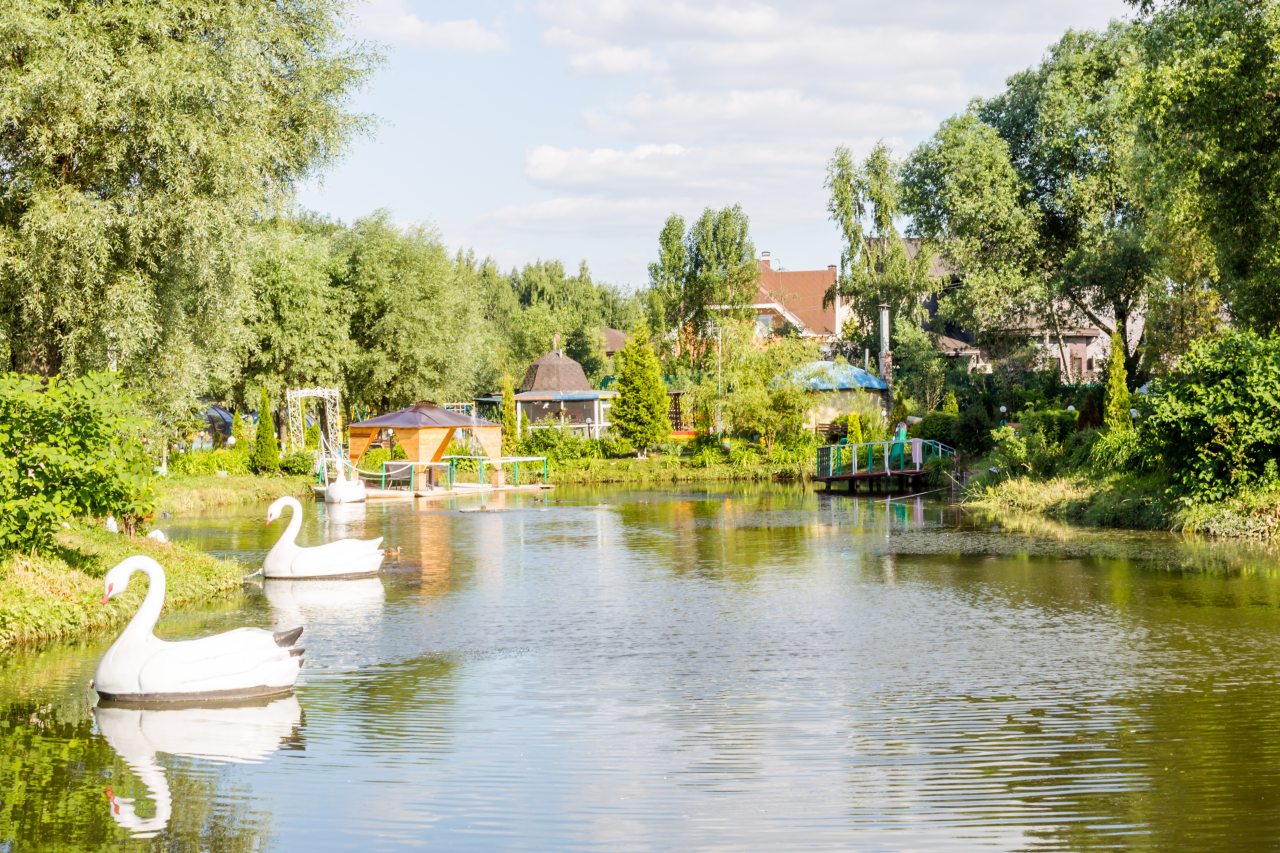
[645,205,757,371]
[1129,0,1280,330]
[0,0,373,416]
[825,143,936,345]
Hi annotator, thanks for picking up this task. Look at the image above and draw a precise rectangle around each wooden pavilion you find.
[348,401,502,471]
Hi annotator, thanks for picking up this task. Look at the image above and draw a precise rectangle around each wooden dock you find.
[813,438,956,494]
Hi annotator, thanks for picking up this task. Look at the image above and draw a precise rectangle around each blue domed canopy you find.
[791,360,888,392]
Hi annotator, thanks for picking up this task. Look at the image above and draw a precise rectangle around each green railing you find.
[443,455,549,488]
[815,439,956,478]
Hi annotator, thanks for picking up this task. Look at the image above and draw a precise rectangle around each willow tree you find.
[825,143,935,347]
[0,0,373,418]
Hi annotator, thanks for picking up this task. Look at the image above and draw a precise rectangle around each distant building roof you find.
[936,334,982,357]
[792,360,888,392]
[602,328,628,356]
[350,401,498,430]
[755,257,839,337]
[520,349,593,393]
[514,390,619,402]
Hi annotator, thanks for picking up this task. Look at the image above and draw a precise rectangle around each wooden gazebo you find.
[348,402,502,466]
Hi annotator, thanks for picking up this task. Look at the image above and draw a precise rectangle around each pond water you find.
[6,486,1280,851]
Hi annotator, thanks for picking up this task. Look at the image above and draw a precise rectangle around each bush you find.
[1142,331,1280,501]
[522,424,598,462]
[0,372,156,551]
[281,450,316,476]
[169,448,250,476]
[954,407,995,455]
[1089,426,1142,474]
[1017,409,1077,447]
[599,432,636,458]
[914,412,958,445]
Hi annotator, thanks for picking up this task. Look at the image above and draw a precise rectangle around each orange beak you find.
[101,593,110,605]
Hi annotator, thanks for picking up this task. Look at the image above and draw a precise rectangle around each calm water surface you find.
[6,486,1280,850]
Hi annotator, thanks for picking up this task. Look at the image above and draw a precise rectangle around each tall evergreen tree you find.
[252,388,281,473]
[500,374,519,452]
[611,331,671,455]
[1103,333,1131,431]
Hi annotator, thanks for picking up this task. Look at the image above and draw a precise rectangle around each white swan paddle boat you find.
[96,695,302,838]
[323,468,367,503]
[263,496,384,579]
[94,556,305,704]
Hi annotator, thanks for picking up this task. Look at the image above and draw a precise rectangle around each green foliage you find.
[955,407,996,455]
[611,331,671,453]
[280,451,316,477]
[892,318,948,410]
[1088,425,1142,474]
[231,411,254,453]
[251,388,280,474]
[521,425,598,462]
[500,374,519,452]
[915,412,958,446]
[645,206,757,370]
[889,394,909,429]
[1103,333,1131,431]
[168,448,250,477]
[598,432,635,459]
[1018,409,1078,447]
[827,412,865,444]
[942,390,959,414]
[0,373,156,552]
[1141,331,1280,501]
[826,143,937,345]
[0,0,373,417]
[722,338,817,450]
[304,423,321,450]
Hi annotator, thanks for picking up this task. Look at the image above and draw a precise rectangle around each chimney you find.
[827,264,836,272]
[878,303,893,388]
[760,250,771,270]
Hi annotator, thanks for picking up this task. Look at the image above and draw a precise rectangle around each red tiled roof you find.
[756,260,838,336]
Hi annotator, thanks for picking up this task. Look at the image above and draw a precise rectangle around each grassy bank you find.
[549,454,810,485]
[0,527,247,653]
[156,473,313,515]
[965,474,1280,540]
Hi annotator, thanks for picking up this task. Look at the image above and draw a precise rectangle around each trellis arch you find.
[285,387,341,453]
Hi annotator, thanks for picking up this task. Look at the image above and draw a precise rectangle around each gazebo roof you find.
[520,349,593,393]
[791,360,888,392]
[349,401,498,430]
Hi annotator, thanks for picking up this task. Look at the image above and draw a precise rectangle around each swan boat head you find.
[102,555,161,605]
[265,496,296,526]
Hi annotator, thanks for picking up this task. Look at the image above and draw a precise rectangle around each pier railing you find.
[815,439,956,479]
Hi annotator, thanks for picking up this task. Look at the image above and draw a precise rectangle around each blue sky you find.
[297,0,1132,289]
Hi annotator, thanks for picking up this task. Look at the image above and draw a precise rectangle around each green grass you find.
[962,471,1280,539]
[156,473,313,515]
[0,526,248,653]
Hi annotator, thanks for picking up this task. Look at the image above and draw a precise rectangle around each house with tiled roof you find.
[750,252,845,341]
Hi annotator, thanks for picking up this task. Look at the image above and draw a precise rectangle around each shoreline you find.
[0,527,249,654]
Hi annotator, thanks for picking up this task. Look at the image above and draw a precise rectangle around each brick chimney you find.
[760,250,771,270]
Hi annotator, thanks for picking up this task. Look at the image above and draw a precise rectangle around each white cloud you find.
[569,46,666,74]
[483,196,686,235]
[355,0,507,52]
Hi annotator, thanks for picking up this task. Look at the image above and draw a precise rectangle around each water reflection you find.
[10,488,1280,850]
[94,696,302,839]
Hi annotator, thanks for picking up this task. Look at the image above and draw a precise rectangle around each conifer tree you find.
[847,412,864,444]
[1103,332,1131,431]
[942,390,959,414]
[500,374,519,452]
[611,331,671,455]
[231,411,254,454]
[252,388,281,473]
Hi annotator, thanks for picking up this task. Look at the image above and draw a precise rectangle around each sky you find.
[297,0,1133,290]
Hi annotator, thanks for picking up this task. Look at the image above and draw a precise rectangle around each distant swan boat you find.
[263,496,383,579]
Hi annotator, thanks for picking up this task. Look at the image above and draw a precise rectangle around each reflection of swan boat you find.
[264,577,386,627]
[264,496,383,579]
[95,695,303,839]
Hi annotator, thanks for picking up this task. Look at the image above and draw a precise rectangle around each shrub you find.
[914,412,958,446]
[599,432,635,458]
[942,390,959,414]
[522,423,598,462]
[1018,409,1077,447]
[281,450,316,476]
[304,423,321,449]
[0,372,156,551]
[169,448,250,476]
[954,407,995,455]
[1103,332,1131,431]
[1141,331,1280,501]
